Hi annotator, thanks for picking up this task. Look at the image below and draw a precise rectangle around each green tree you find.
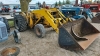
[80,0,83,6]
[55,1,58,7]
[42,1,46,8]
[62,0,65,5]
[36,2,41,8]
[66,0,70,4]
[0,2,3,7]
[82,0,87,4]
[59,1,62,6]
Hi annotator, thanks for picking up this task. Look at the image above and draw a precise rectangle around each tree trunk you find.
[20,0,31,12]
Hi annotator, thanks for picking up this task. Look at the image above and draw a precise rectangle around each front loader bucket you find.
[92,13,100,23]
[59,19,100,50]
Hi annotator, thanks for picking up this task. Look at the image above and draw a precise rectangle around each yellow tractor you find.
[14,0,100,50]
[14,8,71,37]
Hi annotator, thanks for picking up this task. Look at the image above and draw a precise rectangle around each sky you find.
[0,0,94,4]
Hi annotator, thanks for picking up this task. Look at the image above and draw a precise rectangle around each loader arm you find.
[32,8,69,33]
[32,9,59,33]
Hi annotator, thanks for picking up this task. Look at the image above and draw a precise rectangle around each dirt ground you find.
[0,14,100,56]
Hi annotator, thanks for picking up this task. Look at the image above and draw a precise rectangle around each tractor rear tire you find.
[2,17,10,33]
[34,24,45,38]
[14,15,27,32]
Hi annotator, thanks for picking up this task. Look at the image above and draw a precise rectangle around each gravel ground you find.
[0,14,100,56]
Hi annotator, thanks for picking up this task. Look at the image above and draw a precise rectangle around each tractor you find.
[14,0,100,50]
[61,5,93,20]
[61,5,100,23]
[0,17,21,43]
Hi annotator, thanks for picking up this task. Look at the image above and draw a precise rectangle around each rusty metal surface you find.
[59,19,100,50]
[63,19,99,37]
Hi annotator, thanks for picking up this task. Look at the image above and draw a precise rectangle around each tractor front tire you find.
[34,24,45,38]
[14,15,27,32]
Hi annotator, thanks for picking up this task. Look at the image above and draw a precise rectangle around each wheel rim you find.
[1,48,17,56]
[36,28,41,36]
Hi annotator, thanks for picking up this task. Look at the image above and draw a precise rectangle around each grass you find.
[8,20,14,28]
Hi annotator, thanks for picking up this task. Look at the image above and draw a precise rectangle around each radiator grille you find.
[1,26,7,38]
